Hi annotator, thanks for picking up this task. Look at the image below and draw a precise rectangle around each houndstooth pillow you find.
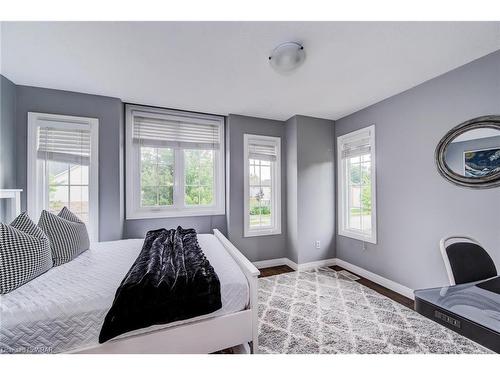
[0,212,53,294]
[38,207,90,266]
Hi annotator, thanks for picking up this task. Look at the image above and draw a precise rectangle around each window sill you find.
[338,229,377,244]
[244,229,282,238]
[126,207,225,220]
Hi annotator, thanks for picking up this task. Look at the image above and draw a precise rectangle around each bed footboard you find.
[72,231,259,354]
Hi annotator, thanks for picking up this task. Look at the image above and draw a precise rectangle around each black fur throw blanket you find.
[99,227,222,343]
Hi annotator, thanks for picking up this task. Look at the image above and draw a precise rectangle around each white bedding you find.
[0,234,249,353]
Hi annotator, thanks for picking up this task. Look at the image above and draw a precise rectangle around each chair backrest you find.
[439,236,498,286]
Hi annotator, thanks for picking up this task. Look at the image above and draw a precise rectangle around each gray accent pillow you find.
[0,212,52,294]
[38,207,90,266]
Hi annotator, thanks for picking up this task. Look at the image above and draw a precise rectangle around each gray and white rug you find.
[258,267,490,354]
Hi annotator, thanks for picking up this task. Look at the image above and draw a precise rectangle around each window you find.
[244,134,281,237]
[337,125,377,243]
[27,112,99,241]
[140,147,174,207]
[125,104,225,219]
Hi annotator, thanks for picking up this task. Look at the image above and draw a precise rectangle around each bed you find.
[0,230,260,354]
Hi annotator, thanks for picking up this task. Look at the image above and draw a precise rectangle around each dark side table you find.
[414,277,500,353]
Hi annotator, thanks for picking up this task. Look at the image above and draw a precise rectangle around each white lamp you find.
[268,42,306,73]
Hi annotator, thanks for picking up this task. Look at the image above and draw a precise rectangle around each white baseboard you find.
[253,258,294,269]
[297,258,336,271]
[284,258,298,270]
[334,258,415,300]
[253,257,336,272]
[253,256,414,300]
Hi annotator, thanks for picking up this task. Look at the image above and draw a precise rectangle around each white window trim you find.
[27,112,99,241]
[243,134,282,237]
[337,124,377,244]
[125,104,225,219]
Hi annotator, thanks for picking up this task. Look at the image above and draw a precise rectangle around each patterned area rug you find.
[258,267,490,354]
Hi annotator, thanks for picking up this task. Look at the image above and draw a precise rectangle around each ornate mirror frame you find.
[435,115,500,189]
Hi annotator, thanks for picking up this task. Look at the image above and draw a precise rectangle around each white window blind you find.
[37,127,91,165]
[340,135,372,159]
[248,141,277,161]
[132,111,221,150]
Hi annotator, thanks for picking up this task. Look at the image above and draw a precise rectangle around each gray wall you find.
[15,85,125,241]
[0,75,17,222]
[295,116,336,263]
[285,116,299,263]
[0,75,16,190]
[226,114,288,262]
[124,215,227,239]
[286,116,336,264]
[446,135,500,174]
[335,49,500,290]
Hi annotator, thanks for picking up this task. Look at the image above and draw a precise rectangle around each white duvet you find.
[0,234,249,353]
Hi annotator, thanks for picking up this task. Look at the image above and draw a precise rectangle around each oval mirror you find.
[435,115,500,189]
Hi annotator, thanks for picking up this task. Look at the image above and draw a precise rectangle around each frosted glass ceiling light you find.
[269,42,306,73]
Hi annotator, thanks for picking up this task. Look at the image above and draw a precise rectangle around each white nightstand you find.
[0,189,23,223]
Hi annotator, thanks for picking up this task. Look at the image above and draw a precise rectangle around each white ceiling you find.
[1,22,500,121]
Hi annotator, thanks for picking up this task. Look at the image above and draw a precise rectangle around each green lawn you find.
[249,213,271,226]
[350,208,372,215]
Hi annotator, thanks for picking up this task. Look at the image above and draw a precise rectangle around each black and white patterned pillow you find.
[0,212,52,294]
[38,207,90,266]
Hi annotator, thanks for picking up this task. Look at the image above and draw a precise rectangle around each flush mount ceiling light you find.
[268,42,306,73]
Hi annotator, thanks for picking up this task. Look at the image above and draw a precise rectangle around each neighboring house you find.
[49,163,89,222]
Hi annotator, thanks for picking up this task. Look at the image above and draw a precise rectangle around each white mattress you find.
[0,234,249,354]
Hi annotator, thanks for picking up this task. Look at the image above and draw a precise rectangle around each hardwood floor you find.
[330,265,414,309]
[258,265,295,278]
[257,264,415,310]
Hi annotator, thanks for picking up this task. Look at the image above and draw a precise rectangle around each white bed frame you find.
[73,229,260,354]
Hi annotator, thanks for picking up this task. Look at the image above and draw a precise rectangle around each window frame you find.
[27,112,99,241]
[337,124,377,244]
[125,104,225,219]
[243,134,282,237]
